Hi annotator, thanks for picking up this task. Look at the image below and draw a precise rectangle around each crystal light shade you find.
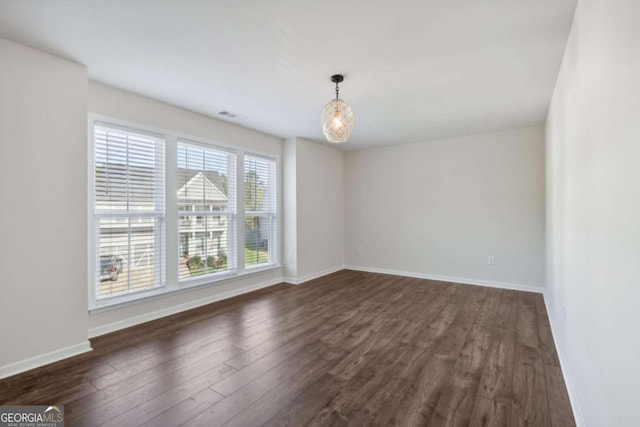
[321,98,355,144]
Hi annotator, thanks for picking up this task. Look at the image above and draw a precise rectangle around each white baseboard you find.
[344,265,544,294]
[89,265,541,338]
[283,265,344,285]
[543,293,586,427]
[88,277,284,338]
[0,341,92,380]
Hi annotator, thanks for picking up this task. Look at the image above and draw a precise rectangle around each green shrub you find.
[215,251,227,270]
[187,255,203,269]
[206,256,216,268]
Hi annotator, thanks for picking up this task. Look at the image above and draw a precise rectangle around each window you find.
[90,118,279,307]
[177,141,236,281]
[244,155,277,267]
[93,124,166,299]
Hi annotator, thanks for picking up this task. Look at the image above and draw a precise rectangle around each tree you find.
[244,169,266,230]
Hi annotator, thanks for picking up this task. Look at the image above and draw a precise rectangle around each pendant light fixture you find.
[320,74,355,143]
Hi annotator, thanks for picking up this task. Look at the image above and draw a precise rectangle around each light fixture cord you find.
[335,81,340,101]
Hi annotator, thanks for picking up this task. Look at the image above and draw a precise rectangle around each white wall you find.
[282,138,298,279]
[296,139,344,280]
[345,126,545,290]
[87,81,285,336]
[0,38,90,376]
[283,138,344,283]
[545,0,640,425]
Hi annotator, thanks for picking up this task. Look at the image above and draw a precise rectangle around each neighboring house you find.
[96,164,229,272]
[177,171,229,259]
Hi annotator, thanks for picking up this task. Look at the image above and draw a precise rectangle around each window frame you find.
[243,154,279,270]
[88,115,281,311]
[176,138,238,286]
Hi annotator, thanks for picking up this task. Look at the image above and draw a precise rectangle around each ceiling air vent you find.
[217,110,237,119]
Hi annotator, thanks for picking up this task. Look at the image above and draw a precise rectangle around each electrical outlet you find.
[488,256,495,265]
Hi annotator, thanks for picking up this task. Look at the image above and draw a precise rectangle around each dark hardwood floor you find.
[0,270,575,426]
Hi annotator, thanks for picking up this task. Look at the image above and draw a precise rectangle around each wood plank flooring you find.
[0,270,575,426]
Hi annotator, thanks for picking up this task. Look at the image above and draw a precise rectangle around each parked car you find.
[100,255,123,281]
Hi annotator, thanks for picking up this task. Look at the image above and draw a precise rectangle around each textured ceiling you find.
[0,0,577,150]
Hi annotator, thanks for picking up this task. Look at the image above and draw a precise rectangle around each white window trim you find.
[176,138,238,282]
[88,114,281,311]
[244,152,279,269]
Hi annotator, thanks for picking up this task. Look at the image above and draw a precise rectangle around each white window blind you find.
[244,155,277,267]
[177,140,237,281]
[94,124,166,299]
[90,117,280,307]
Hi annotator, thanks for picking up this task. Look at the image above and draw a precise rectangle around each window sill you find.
[89,264,282,314]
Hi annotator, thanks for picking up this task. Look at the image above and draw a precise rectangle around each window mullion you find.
[165,135,178,290]
[237,150,245,273]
